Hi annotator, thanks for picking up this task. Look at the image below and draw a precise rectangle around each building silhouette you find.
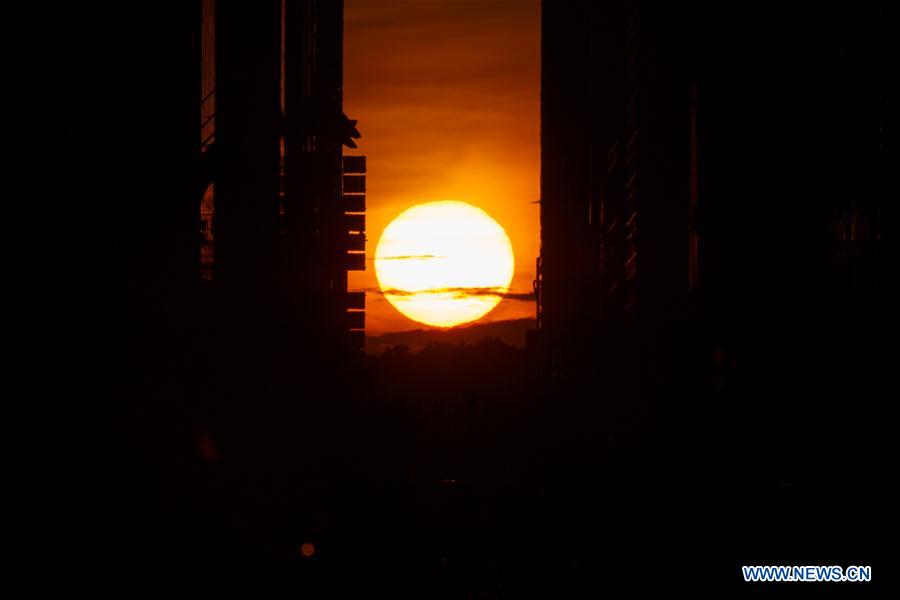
[113,1,372,588]
[536,2,701,427]
[114,2,369,580]
[536,0,897,444]
[535,4,897,589]
[122,1,365,400]
[207,0,366,364]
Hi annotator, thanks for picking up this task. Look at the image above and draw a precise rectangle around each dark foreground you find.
[20,331,895,598]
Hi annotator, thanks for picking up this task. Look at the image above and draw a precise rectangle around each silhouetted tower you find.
[207,0,364,361]
[214,1,281,294]
[537,0,897,455]
[283,0,366,352]
[125,3,204,384]
[537,1,694,397]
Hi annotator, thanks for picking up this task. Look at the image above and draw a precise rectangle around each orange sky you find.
[344,0,541,336]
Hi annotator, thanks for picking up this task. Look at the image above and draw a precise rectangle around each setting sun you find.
[374,201,515,328]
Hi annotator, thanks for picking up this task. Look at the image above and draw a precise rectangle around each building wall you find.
[538,1,897,451]
[539,1,694,397]
[214,1,282,294]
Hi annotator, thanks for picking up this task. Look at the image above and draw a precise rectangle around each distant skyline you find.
[344,0,541,335]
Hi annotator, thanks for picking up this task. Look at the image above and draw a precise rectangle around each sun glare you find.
[374,201,515,328]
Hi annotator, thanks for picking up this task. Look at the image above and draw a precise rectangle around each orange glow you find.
[301,542,315,558]
[345,0,540,335]
[375,201,514,327]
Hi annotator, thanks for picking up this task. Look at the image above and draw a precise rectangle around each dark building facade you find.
[115,1,369,588]
[537,0,897,488]
[123,1,364,398]
[537,2,699,427]
[210,0,365,368]
[538,1,896,389]
[536,1,897,587]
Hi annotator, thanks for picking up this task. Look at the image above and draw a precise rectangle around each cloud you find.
[370,286,534,302]
[375,254,446,261]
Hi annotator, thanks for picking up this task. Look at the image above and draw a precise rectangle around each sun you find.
[374,201,515,328]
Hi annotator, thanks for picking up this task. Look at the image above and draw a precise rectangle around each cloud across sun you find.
[374,201,515,327]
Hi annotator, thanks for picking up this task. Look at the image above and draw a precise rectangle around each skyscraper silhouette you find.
[537,2,897,586]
